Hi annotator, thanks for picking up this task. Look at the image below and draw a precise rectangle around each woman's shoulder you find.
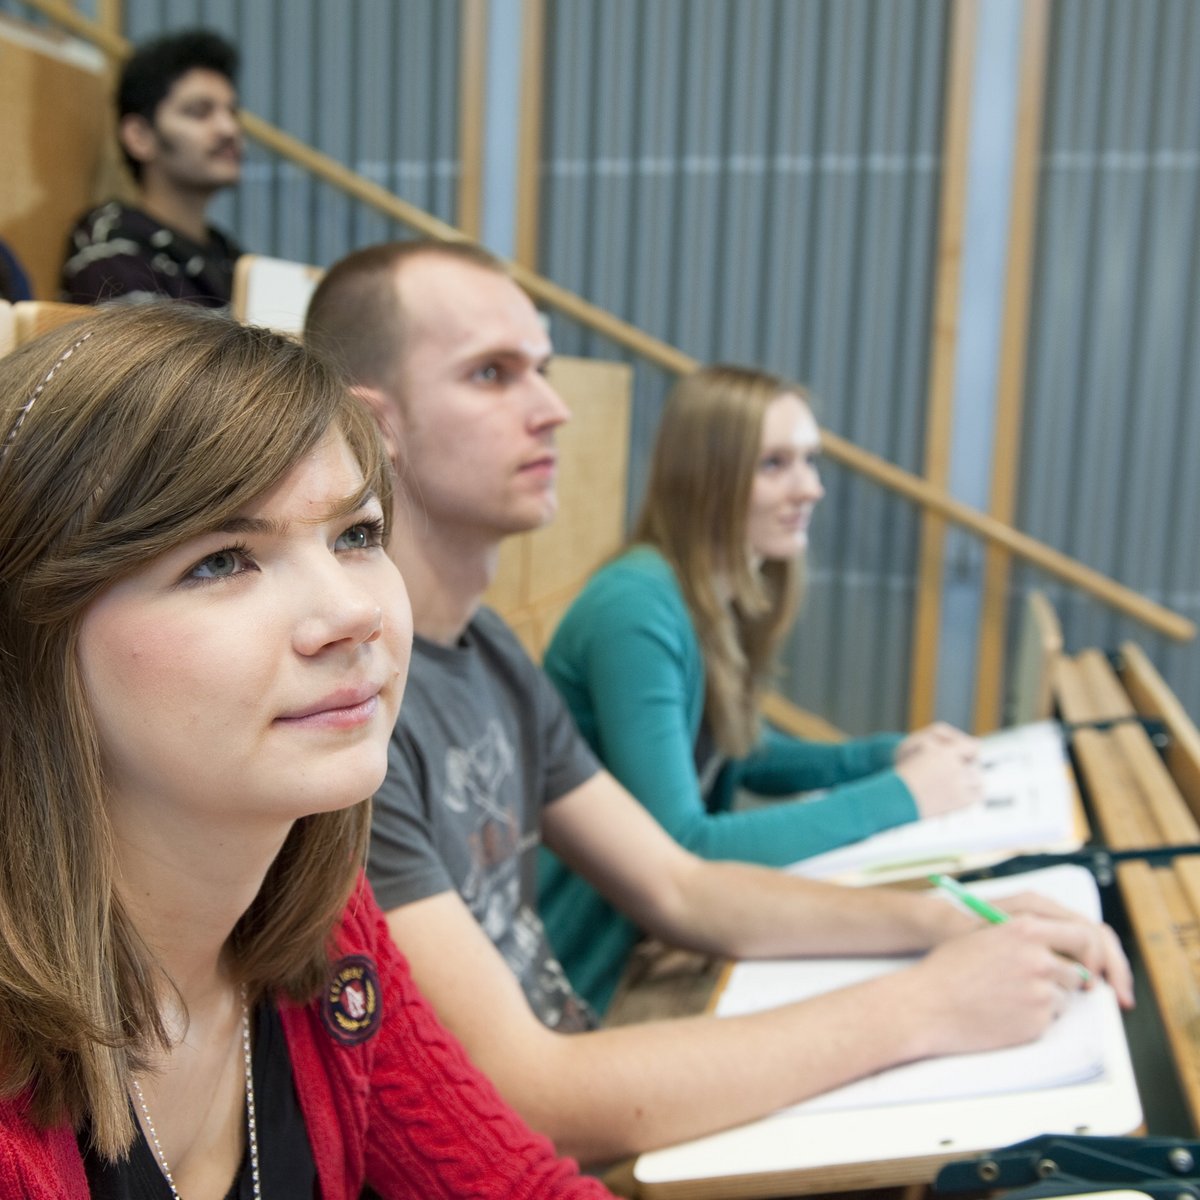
[0,1095,85,1196]
[331,872,391,956]
[555,546,685,638]
[586,546,684,604]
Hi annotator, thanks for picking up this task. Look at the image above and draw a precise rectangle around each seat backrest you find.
[13,300,89,346]
[482,356,632,660]
[0,301,13,357]
[0,15,110,300]
[231,254,324,336]
[1009,589,1063,724]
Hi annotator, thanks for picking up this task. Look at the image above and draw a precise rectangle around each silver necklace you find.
[130,984,261,1200]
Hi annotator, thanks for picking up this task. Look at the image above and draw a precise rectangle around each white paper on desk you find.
[717,865,1109,1117]
[789,720,1076,881]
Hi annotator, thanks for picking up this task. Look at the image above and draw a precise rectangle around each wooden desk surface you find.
[606,679,1200,1196]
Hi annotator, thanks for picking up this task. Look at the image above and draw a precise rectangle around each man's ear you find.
[118,114,159,169]
[352,384,404,468]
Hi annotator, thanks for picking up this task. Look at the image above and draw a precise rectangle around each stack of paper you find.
[789,721,1079,883]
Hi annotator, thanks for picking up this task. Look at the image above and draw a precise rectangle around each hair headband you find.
[2,330,94,456]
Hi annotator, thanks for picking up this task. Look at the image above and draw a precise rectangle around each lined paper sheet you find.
[789,721,1078,882]
[717,865,1108,1116]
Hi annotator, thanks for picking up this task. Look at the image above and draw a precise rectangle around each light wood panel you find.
[482,356,633,660]
[0,15,108,299]
[1054,651,1136,727]
[514,0,546,268]
[231,254,323,336]
[908,0,980,726]
[1116,860,1200,1132]
[12,300,89,345]
[973,0,1052,732]
[1008,589,1062,724]
[1120,641,1200,822]
[456,0,487,239]
[0,301,14,356]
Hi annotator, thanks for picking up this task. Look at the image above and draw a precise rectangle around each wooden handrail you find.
[24,0,1195,644]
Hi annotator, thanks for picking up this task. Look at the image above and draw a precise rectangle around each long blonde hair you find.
[0,305,392,1157]
[633,365,809,757]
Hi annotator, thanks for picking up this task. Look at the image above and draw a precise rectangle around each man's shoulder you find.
[206,221,242,259]
[408,607,538,675]
[398,607,536,728]
[69,200,152,242]
[470,605,538,659]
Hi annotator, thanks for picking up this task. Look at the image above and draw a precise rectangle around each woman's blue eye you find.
[336,519,384,551]
[190,548,245,580]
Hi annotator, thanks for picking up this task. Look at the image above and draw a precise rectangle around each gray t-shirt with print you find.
[369,607,600,1031]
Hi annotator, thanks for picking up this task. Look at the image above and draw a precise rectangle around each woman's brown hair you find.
[0,304,392,1157]
[633,365,810,757]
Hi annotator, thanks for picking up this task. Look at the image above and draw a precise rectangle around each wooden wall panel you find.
[0,16,109,299]
[483,355,632,660]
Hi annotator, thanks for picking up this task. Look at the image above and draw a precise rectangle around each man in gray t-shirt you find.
[303,238,1132,1169]
[370,608,598,1031]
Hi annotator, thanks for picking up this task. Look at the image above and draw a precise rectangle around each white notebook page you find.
[716,865,1109,1116]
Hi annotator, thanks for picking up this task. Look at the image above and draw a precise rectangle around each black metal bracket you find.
[956,844,1200,888]
[935,1134,1200,1200]
[1060,711,1170,751]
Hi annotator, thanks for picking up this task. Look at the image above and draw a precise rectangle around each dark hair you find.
[117,29,239,180]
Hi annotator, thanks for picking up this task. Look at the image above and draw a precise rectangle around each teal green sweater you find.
[539,547,917,1014]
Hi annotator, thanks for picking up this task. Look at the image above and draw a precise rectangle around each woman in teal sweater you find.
[541,365,981,1013]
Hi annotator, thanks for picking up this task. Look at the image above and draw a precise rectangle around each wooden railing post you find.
[457,0,487,240]
[908,0,979,728]
[972,0,1052,733]
[515,0,546,270]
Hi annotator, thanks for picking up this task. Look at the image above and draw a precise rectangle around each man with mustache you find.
[62,29,243,308]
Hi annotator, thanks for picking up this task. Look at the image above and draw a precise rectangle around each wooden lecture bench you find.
[1054,641,1200,1133]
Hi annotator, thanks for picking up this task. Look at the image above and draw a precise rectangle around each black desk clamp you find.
[957,844,1200,888]
[935,1134,1200,1200]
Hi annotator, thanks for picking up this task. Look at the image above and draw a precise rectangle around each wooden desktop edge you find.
[647,962,999,1196]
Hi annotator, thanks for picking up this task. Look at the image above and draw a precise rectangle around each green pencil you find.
[929,873,1092,984]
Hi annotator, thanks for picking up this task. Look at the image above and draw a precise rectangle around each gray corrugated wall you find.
[538,0,952,734]
[0,0,462,266]
[1006,0,1200,721]
[7,0,1195,727]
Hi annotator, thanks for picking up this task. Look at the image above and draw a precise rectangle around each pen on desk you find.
[928,873,1093,985]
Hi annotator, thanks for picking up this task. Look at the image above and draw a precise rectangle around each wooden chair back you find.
[231,254,324,336]
[1009,589,1063,724]
[483,357,632,659]
[12,300,89,346]
[0,15,111,299]
[1119,640,1200,822]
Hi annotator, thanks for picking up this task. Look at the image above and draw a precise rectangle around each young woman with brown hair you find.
[542,365,982,1014]
[0,305,608,1198]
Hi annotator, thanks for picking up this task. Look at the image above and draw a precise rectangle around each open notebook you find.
[717,865,1109,1116]
[634,864,1140,1195]
[788,720,1081,884]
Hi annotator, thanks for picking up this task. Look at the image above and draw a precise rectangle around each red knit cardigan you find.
[0,875,611,1198]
